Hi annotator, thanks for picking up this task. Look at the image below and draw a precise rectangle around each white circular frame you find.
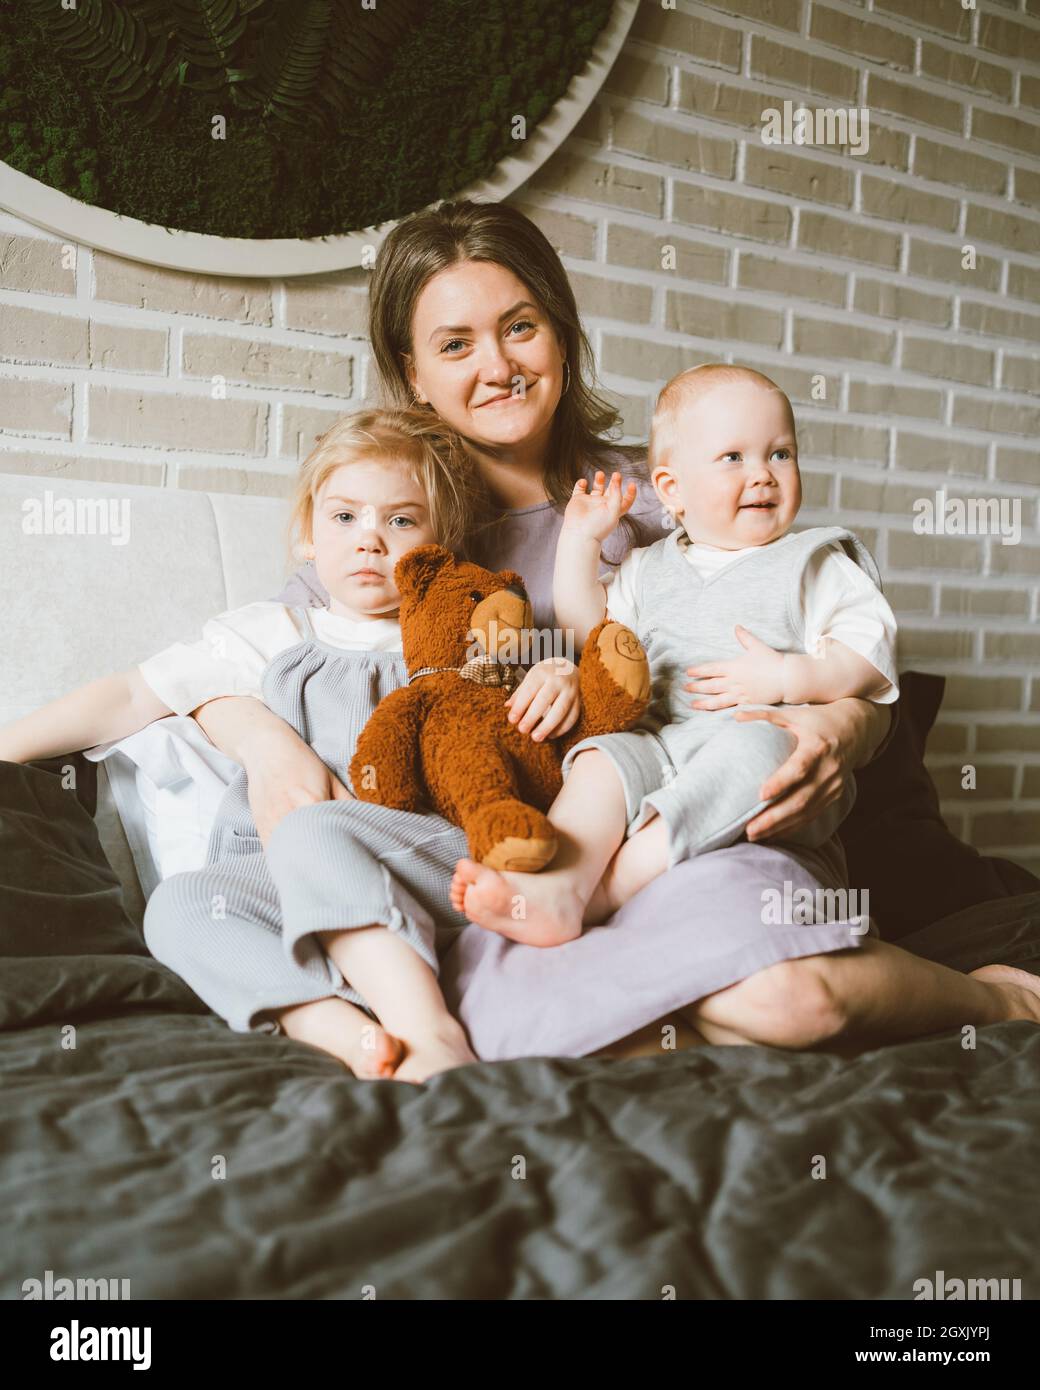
[0,0,638,277]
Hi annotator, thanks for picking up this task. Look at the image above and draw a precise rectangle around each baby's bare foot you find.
[970,963,1040,1025]
[451,857,584,946]
[277,998,404,1079]
[391,1022,479,1085]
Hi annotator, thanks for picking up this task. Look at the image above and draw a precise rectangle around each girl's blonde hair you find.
[287,407,490,563]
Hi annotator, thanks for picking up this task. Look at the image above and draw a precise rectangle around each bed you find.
[3,474,1038,1300]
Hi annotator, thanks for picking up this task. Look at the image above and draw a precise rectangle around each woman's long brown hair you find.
[366,198,652,555]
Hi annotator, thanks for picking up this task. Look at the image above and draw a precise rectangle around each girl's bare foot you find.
[391,1020,479,1085]
[969,964,1040,1024]
[275,997,405,1079]
[450,858,584,946]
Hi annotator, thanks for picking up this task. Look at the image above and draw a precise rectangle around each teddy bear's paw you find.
[596,622,651,702]
[483,835,558,873]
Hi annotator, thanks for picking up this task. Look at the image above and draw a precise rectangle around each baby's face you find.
[653,379,802,549]
[310,457,438,620]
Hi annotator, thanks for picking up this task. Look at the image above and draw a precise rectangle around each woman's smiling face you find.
[404,260,566,449]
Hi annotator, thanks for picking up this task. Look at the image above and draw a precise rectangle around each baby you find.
[452,363,899,945]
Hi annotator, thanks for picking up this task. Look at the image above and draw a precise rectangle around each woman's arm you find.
[736,698,892,842]
[0,669,172,764]
[193,696,353,845]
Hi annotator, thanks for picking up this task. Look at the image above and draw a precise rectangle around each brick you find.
[1022,74,1040,113]
[897,627,975,662]
[972,810,1040,849]
[809,6,914,70]
[941,586,1030,618]
[888,530,982,572]
[943,675,1025,712]
[977,11,1037,62]
[902,336,993,387]
[1007,262,1040,303]
[797,419,887,464]
[282,270,368,337]
[666,291,784,347]
[850,380,945,417]
[745,145,852,208]
[92,252,273,324]
[793,316,895,364]
[931,763,1016,800]
[572,271,654,324]
[907,238,1002,291]
[601,334,692,383]
[953,395,1040,437]
[873,0,971,39]
[740,359,821,404]
[860,175,960,232]
[960,301,1040,345]
[0,451,161,487]
[676,72,769,130]
[866,73,964,134]
[971,108,1040,159]
[749,35,859,100]
[630,5,742,70]
[611,111,735,177]
[918,42,1015,102]
[0,303,87,366]
[839,476,929,513]
[993,448,1039,486]
[797,211,901,268]
[976,723,1040,752]
[603,53,668,105]
[87,322,167,374]
[174,466,293,498]
[0,377,72,437]
[532,153,663,216]
[673,182,791,244]
[928,722,970,753]
[1001,355,1040,395]
[699,0,801,31]
[607,224,729,284]
[912,138,1007,196]
[280,404,348,461]
[985,631,1040,662]
[799,469,833,508]
[602,390,650,440]
[852,279,951,327]
[894,431,988,478]
[964,203,1039,258]
[181,333,352,395]
[514,204,598,261]
[988,543,1040,580]
[87,387,267,454]
[1014,166,1040,208]
[0,234,76,296]
[738,253,845,306]
[842,124,910,172]
[886,581,934,614]
[1024,768,1040,800]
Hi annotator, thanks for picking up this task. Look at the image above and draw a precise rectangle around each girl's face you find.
[404,260,567,452]
[309,457,437,620]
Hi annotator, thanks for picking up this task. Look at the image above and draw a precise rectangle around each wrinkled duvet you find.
[3,763,1040,1299]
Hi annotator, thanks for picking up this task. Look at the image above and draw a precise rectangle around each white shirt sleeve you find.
[137,602,311,717]
[601,546,649,631]
[801,547,900,704]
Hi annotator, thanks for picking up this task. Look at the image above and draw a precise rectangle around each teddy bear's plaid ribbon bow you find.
[409,654,525,694]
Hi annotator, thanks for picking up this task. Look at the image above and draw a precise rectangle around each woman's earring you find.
[562,360,571,396]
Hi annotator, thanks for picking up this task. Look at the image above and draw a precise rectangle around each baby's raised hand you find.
[685,626,787,709]
[563,471,638,543]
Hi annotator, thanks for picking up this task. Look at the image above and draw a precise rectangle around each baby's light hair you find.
[648,363,795,475]
[287,406,487,565]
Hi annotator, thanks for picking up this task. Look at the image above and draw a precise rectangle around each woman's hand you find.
[686,626,786,708]
[563,471,638,543]
[505,657,581,742]
[734,700,875,843]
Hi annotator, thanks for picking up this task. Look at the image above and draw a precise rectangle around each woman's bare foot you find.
[450,857,584,946]
[275,997,405,1079]
[391,1021,479,1085]
[969,964,1040,1024]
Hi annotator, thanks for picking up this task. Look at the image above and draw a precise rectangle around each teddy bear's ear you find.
[395,544,456,600]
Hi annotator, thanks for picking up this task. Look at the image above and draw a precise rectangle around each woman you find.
[193,200,1039,1068]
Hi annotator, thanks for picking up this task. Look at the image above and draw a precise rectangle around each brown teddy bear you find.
[349,544,651,872]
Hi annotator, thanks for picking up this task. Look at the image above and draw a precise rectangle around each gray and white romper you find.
[560,525,899,869]
[141,602,470,1033]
